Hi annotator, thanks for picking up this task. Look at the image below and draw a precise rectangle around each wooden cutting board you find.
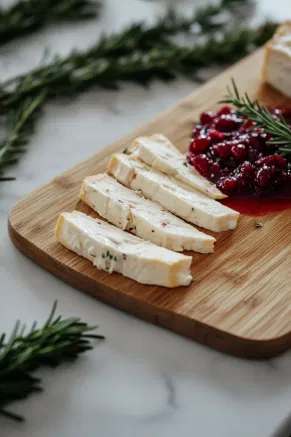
[9,49,291,359]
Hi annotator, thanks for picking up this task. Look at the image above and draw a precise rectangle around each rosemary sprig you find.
[0,93,46,181]
[0,0,101,46]
[0,22,277,114]
[220,79,291,154]
[0,301,104,422]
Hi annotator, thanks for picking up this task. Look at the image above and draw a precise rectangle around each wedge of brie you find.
[108,153,239,232]
[80,174,216,253]
[128,134,225,200]
[263,21,291,98]
[56,211,193,287]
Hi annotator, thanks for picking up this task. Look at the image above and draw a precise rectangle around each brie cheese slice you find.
[108,153,239,232]
[80,174,216,253]
[263,21,291,98]
[56,211,193,288]
[128,134,226,200]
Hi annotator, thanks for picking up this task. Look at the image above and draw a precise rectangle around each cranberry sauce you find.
[221,196,291,216]
[187,106,291,198]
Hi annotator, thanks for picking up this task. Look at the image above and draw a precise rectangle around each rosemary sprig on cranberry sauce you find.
[187,82,291,196]
[220,79,291,155]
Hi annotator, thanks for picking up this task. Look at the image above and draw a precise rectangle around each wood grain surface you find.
[8,49,291,358]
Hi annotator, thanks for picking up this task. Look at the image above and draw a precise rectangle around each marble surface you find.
[1,1,291,436]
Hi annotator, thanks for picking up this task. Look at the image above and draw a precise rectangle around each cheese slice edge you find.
[129,134,226,200]
[80,173,216,253]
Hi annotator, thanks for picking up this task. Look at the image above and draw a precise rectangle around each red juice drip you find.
[220,196,291,216]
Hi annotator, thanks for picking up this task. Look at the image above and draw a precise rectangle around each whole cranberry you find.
[256,154,288,169]
[255,166,273,190]
[208,129,225,143]
[231,143,247,162]
[237,162,255,178]
[189,135,211,153]
[214,114,243,133]
[200,111,214,125]
[213,142,232,159]
[192,154,213,177]
[215,106,233,117]
[218,177,237,194]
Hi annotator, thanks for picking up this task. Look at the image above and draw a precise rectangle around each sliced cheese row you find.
[80,173,216,253]
[56,134,240,288]
[108,153,239,232]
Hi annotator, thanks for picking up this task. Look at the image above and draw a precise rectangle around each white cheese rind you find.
[80,174,216,253]
[56,211,192,288]
[108,153,239,232]
[263,21,291,98]
[128,134,226,200]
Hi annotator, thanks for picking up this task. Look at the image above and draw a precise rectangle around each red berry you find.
[192,154,212,177]
[208,129,225,142]
[231,143,247,162]
[237,162,255,178]
[200,111,214,125]
[214,114,243,133]
[215,106,233,117]
[274,155,288,168]
[213,142,232,159]
[255,166,273,189]
[189,135,211,153]
[256,154,288,169]
[218,177,237,194]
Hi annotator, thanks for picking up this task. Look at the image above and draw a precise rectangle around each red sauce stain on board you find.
[221,196,291,216]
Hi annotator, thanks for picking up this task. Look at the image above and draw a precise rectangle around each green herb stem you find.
[0,301,104,421]
[0,0,101,46]
[0,22,277,114]
[0,93,46,180]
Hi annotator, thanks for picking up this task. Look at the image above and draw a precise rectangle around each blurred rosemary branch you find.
[0,0,102,46]
[0,301,104,422]
[0,0,277,180]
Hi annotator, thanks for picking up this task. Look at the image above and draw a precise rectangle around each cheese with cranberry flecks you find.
[108,153,239,232]
[80,173,216,253]
[128,133,225,199]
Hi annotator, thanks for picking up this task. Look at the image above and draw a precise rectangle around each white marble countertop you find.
[1,1,291,436]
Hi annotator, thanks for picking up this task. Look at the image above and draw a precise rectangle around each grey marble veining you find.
[1,1,291,436]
